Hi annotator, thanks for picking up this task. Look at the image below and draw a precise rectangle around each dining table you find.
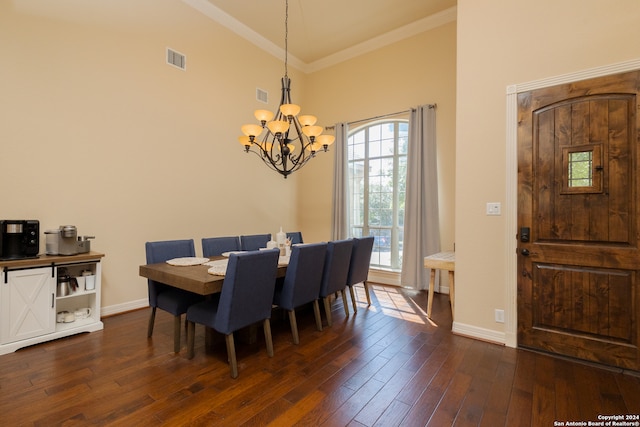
[139,254,288,347]
[139,255,288,296]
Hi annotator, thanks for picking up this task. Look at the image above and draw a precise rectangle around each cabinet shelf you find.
[55,317,99,332]
[56,289,97,300]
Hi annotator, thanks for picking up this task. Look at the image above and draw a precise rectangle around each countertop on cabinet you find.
[0,252,105,269]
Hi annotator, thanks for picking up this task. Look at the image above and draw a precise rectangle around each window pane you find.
[381,158,394,177]
[369,158,382,176]
[369,125,381,141]
[381,123,395,139]
[369,139,381,158]
[398,135,408,155]
[381,138,394,156]
[568,150,592,187]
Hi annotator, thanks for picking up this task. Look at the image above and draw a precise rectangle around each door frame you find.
[504,57,640,348]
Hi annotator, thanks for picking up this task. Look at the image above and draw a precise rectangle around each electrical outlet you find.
[495,309,505,323]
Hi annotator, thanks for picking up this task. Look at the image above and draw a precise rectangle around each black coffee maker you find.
[0,220,39,260]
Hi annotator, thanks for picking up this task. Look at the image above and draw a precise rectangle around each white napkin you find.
[206,259,228,275]
[166,257,209,266]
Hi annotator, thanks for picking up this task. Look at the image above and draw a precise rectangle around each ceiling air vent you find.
[166,48,186,71]
[256,88,268,103]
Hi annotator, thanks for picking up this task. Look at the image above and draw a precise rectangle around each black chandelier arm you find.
[245,145,290,177]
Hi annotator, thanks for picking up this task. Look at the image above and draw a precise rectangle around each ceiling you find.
[184,0,457,72]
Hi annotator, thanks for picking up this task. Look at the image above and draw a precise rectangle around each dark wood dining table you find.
[139,256,287,296]
[139,255,288,347]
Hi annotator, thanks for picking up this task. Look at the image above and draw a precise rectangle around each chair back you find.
[202,236,240,257]
[319,239,354,298]
[213,249,280,334]
[145,239,195,306]
[277,242,327,310]
[286,231,303,245]
[346,236,374,286]
[239,234,271,251]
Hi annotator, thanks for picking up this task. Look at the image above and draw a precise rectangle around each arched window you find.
[347,120,407,271]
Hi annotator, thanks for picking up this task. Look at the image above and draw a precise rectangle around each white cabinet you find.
[0,252,104,355]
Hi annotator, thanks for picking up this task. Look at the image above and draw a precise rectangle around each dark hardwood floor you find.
[1,285,639,426]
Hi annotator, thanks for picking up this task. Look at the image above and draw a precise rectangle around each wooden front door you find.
[517,70,640,371]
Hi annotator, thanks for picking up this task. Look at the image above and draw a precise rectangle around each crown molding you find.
[306,6,457,73]
[182,0,456,74]
[181,0,306,71]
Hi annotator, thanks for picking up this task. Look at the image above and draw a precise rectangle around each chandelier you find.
[237,0,334,179]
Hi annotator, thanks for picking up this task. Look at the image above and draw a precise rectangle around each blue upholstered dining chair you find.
[286,231,303,245]
[145,239,204,353]
[272,242,327,344]
[319,239,354,326]
[201,236,241,257]
[185,249,280,378]
[239,234,271,251]
[345,236,375,313]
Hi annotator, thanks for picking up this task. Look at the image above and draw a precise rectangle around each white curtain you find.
[401,105,440,290]
[331,123,349,240]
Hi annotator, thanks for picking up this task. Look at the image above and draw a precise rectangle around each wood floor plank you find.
[478,347,517,427]
[400,338,472,425]
[321,377,387,426]
[553,357,582,422]
[0,286,638,426]
[531,355,557,427]
[353,367,416,426]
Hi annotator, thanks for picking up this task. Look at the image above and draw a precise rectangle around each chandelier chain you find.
[284,0,289,78]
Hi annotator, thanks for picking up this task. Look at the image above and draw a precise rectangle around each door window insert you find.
[561,144,603,194]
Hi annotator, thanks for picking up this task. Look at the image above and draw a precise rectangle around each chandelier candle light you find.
[237,0,334,179]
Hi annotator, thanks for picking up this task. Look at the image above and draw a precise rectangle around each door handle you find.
[520,248,538,256]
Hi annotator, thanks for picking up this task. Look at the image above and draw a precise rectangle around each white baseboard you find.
[452,321,506,345]
[368,269,401,286]
[100,298,148,317]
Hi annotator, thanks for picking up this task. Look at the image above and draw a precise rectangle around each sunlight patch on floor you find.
[359,285,432,325]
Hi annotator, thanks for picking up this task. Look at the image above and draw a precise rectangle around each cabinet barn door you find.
[1,267,55,344]
[517,70,640,371]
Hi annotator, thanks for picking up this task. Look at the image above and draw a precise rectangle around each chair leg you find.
[186,321,195,359]
[363,281,372,305]
[323,297,333,326]
[225,333,238,378]
[147,307,157,337]
[341,290,350,317]
[349,285,358,313]
[313,300,323,331]
[263,319,274,357]
[288,310,300,344]
[173,315,181,353]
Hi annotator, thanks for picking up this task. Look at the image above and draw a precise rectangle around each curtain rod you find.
[325,104,436,130]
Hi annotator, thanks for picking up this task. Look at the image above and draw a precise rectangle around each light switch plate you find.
[486,202,501,216]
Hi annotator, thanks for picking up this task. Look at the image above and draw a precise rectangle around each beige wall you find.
[456,0,640,335]
[297,22,458,257]
[0,0,304,310]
